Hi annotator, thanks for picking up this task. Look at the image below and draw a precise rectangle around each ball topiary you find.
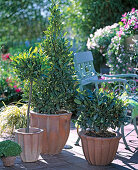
[0,140,22,158]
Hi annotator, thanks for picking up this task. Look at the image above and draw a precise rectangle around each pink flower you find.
[118,30,123,37]
[131,87,136,91]
[128,19,132,25]
[124,23,129,29]
[100,76,105,80]
[15,88,21,93]
[122,12,127,17]
[128,67,132,71]
[131,8,135,13]
[1,53,11,61]
[134,23,138,29]
[121,18,127,24]
[6,54,10,59]
[13,85,17,88]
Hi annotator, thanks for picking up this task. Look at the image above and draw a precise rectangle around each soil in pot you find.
[85,130,116,137]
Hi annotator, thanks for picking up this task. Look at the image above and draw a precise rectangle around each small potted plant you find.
[11,47,49,162]
[0,140,22,167]
[29,1,77,154]
[75,89,128,165]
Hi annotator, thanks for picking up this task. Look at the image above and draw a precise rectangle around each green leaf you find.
[74,99,82,105]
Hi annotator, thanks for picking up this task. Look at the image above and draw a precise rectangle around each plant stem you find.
[26,80,33,133]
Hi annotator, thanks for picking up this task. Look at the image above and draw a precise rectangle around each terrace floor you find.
[0,122,138,170]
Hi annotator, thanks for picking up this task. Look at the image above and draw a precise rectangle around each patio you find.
[0,122,137,170]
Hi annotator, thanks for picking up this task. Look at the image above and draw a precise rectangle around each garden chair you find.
[74,51,128,91]
[74,51,138,151]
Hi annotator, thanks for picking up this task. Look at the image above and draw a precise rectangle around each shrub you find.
[0,140,22,157]
[75,90,128,136]
[0,104,28,134]
[31,1,78,114]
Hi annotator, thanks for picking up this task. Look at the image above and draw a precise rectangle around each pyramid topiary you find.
[31,0,77,114]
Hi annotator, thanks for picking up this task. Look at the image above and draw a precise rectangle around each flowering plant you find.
[87,23,119,52]
[107,8,138,74]
[118,8,138,36]
[1,53,11,61]
[0,57,22,107]
[87,23,119,72]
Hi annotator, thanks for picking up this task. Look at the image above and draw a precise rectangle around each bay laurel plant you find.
[31,0,77,114]
[11,47,49,132]
[75,90,128,137]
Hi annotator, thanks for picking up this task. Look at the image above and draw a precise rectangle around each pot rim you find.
[15,127,43,135]
[30,111,72,116]
[78,131,122,140]
[1,156,16,159]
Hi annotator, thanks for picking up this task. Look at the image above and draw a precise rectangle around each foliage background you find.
[1,0,138,52]
[61,0,138,50]
[0,0,50,50]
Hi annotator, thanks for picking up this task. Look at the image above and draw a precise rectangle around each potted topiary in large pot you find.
[0,140,22,167]
[11,47,49,162]
[75,89,128,166]
[30,1,77,155]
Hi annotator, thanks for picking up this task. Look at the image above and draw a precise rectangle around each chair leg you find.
[133,117,138,137]
[121,125,132,152]
[116,127,120,133]
[75,137,80,146]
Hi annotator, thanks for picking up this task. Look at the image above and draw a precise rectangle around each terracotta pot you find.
[15,127,43,162]
[79,131,121,166]
[1,156,16,167]
[30,111,72,154]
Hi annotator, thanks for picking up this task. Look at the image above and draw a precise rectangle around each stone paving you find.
[0,122,138,170]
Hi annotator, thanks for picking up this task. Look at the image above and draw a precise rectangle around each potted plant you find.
[0,140,22,167]
[11,47,49,162]
[30,1,77,154]
[74,89,128,165]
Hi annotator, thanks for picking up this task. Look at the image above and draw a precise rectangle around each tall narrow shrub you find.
[31,0,77,114]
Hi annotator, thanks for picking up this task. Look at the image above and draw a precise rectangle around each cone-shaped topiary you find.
[31,0,77,114]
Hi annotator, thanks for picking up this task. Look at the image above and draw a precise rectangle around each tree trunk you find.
[26,81,33,133]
